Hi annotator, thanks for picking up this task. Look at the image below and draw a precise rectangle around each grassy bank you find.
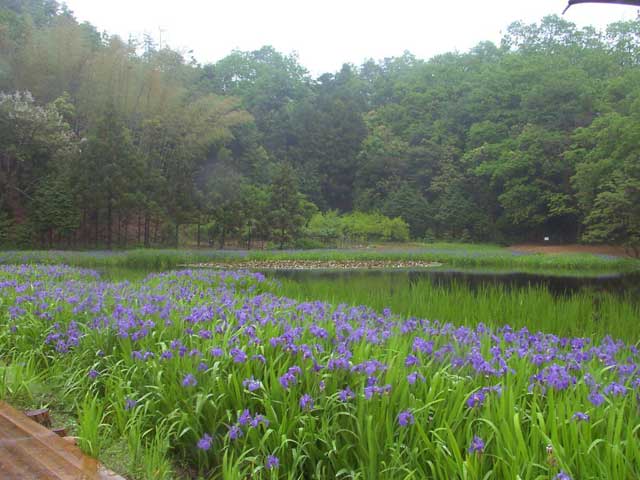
[1,243,638,273]
[1,266,639,479]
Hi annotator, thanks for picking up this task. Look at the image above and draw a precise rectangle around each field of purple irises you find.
[0,264,639,479]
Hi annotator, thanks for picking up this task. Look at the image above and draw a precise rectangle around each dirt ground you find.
[509,244,632,257]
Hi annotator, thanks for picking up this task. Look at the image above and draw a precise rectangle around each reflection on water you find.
[270,269,640,300]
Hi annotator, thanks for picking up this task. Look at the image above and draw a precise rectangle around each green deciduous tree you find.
[0,91,78,241]
[570,112,640,255]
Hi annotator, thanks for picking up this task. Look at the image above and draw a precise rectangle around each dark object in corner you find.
[564,0,640,13]
[25,408,51,427]
[52,426,68,437]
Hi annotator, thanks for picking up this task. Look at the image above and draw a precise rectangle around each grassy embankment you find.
[1,243,638,272]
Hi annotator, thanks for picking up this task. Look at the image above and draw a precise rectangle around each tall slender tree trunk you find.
[144,212,150,247]
[152,219,158,245]
[123,214,128,247]
[137,213,142,245]
[117,211,121,246]
[219,227,225,249]
[107,193,113,250]
[197,222,201,248]
[94,209,99,248]
[81,209,87,247]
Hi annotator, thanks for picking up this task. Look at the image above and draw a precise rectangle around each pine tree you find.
[268,163,305,249]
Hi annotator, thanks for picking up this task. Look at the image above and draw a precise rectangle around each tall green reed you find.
[276,276,640,339]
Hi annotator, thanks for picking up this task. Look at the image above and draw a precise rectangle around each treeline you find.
[0,1,639,251]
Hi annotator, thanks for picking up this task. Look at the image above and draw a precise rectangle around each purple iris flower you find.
[197,433,213,451]
[405,354,420,367]
[251,414,269,428]
[230,348,247,363]
[413,337,434,354]
[279,366,302,389]
[252,354,266,363]
[572,412,589,422]
[265,455,279,469]
[238,409,252,426]
[229,424,243,440]
[300,394,314,410]
[588,391,605,406]
[603,382,627,396]
[279,372,296,389]
[198,329,212,339]
[364,385,375,400]
[182,373,197,387]
[397,410,415,427]
[468,435,485,454]
[554,472,572,480]
[467,390,486,408]
[338,387,355,402]
[242,377,261,391]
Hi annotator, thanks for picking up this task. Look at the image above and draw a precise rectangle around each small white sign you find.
[544,236,550,242]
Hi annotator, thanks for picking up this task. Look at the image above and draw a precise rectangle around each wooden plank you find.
[0,411,80,479]
[0,403,96,475]
[0,443,63,479]
[0,401,106,479]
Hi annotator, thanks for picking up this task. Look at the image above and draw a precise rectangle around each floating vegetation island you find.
[182,259,443,270]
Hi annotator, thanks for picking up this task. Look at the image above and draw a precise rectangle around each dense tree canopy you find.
[1,1,640,251]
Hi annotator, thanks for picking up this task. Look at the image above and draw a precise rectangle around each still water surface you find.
[98,266,640,300]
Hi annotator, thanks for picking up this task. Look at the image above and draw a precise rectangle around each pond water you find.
[95,265,640,300]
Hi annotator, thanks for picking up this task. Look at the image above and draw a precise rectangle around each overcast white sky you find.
[63,0,638,76]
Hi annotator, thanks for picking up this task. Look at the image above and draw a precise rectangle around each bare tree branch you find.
[564,0,640,14]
